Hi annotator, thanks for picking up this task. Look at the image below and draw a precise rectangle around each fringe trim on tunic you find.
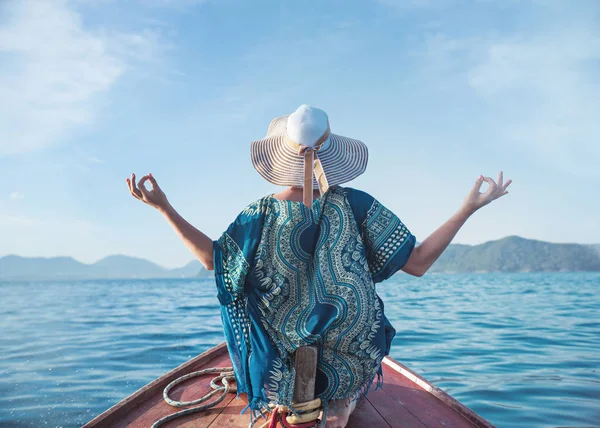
[242,368,385,427]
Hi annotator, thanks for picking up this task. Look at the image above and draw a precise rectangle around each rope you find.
[152,366,321,428]
[257,398,322,428]
[152,367,236,428]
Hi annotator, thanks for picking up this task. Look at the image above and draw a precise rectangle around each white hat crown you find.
[286,105,330,148]
[251,104,368,205]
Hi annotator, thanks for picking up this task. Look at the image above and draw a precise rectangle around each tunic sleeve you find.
[346,188,417,284]
[213,200,267,305]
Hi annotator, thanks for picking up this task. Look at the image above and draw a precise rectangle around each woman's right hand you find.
[126,173,170,211]
[460,171,512,216]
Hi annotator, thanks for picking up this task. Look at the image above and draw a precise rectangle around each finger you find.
[127,179,141,201]
[482,176,498,192]
[472,175,484,193]
[130,173,143,199]
[148,173,160,191]
[138,175,151,197]
[129,188,141,200]
[494,190,509,200]
[502,179,513,191]
[128,189,141,201]
[126,178,139,200]
[497,171,503,188]
[481,177,498,202]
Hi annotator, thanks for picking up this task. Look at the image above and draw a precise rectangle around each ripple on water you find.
[1,274,600,428]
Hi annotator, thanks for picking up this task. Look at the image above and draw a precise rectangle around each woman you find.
[126,105,511,428]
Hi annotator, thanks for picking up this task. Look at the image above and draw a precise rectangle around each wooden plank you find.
[374,384,474,428]
[381,357,495,428]
[84,343,495,428]
[346,398,392,428]
[366,386,428,428]
[116,352,235,428]
[207,395,253,427]
[293,346,318,403]
[83,343,230,427]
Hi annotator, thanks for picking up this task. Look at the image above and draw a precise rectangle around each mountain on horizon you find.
[0,254,212,281]
[1,236,599,281]
[92,255,168,278]
[429,236,600,273]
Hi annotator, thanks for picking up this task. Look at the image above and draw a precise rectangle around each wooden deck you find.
[84,343,495,428]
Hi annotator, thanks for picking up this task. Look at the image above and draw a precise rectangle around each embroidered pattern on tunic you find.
[217,233,252,350]
[213,186,416,417]
[218,232,249,296]
[241,199,272,217]
[254,190,384,404]
[363,199,411,276]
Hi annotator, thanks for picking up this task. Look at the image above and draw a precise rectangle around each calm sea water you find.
[1,273,599,427]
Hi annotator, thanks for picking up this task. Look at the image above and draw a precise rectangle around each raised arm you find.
[126,173,214,270]
[402,172,512,277]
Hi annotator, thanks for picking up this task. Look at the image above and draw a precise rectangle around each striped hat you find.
[251,105,368,207]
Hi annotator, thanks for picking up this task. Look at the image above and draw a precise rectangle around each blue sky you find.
[1,0,599,268]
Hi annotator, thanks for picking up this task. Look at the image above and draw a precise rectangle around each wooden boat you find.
[83,342,496,427]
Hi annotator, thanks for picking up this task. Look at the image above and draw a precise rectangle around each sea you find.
[1,273,599,428]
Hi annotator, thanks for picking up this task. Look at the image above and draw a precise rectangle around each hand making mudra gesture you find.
[126,173,168,210]
[125,171,512,276]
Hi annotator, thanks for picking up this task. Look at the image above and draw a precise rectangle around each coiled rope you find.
[152,367,236,428]
[152,367,322,428]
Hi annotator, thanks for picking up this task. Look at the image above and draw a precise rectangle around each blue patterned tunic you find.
[213,186,415,415]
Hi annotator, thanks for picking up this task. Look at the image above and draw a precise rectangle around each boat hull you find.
[84,342,495,427]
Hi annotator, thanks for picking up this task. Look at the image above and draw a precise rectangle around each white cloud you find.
[0,214,41,227]
[413,19,600,176]
[86,156,103,164]
[467,30,600,175]
[0,0,163,156]
[9,192,24,200]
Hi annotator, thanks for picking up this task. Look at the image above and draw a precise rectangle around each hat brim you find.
[251,133,368,189]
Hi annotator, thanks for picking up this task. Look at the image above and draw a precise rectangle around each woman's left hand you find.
[461,171,512,215]
[126,173,170,211]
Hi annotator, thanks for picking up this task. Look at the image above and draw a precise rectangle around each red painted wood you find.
[115,352,235,428]
[373,361,482,428]
[83,344,232,427]
[207,395,254,427]
[346,399,392,427]
[366,387,428,428]
[376,383,475,428]
[84,343,494,428]
[380,357,495,428]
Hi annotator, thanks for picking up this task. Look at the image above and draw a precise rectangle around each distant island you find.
[0,254,213,281]
[428,236,600,273]
[1,236,599,281]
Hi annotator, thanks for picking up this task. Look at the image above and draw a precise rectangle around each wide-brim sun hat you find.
[251,105,368,207]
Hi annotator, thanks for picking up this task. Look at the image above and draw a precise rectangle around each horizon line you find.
[2,235,599,270]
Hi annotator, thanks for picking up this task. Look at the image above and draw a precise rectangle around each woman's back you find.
[214,185,415,414]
